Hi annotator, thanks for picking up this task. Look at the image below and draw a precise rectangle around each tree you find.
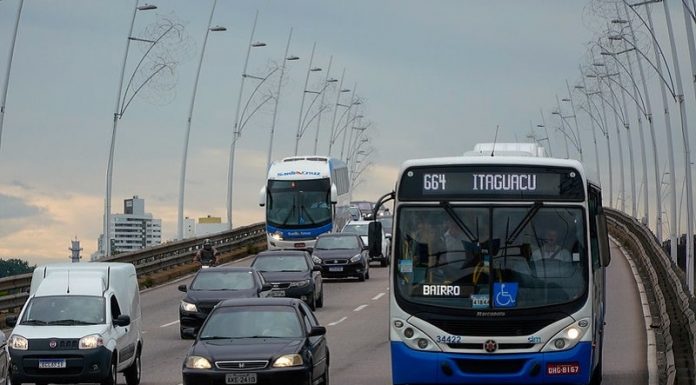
[0,258,35,278]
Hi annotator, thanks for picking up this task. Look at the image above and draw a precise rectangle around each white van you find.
[6,262,143,385]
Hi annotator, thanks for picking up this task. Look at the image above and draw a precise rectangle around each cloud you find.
[0,193,44,220]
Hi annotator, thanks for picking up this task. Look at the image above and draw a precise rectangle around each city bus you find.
[369,145,611,385]
[259,156,351,250]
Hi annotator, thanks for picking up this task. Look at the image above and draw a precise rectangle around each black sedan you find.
[179,267,271,339]
[313,233,370,281]
[182,298,329,385]
[251,250,324,310]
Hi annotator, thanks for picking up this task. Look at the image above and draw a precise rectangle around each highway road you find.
[57,239,649,385]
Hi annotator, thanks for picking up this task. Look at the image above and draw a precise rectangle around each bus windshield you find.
[266,178,332,228]
[394,205,587,310]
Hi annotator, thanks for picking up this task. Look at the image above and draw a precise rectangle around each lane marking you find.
[354,304,368,312]
[372,292,385,301]
[328,317,347,326]
[160,320,180,328]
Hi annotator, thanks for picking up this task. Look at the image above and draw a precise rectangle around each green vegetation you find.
[0,258,36,278]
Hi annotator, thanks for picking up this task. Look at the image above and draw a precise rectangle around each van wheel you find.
[124,348,141,385]
[101,356,118,385]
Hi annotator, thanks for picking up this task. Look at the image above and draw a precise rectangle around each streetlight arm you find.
[121,21,177,116]
[121,62,172,115]
[596,40,648,113]
[238,67,279,136]
[299,104,331,137]
[238,94,274,135]
[300,81,332,131]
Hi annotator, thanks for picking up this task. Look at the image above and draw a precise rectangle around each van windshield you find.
[21,296,106,325]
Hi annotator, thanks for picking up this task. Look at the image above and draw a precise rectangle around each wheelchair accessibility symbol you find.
[493,282,518,308]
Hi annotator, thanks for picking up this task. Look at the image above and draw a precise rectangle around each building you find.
[94,196,162,259]
[183,215,227,239]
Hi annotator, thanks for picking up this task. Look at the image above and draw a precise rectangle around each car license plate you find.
[226,373,257,384]
[38,359,66,369]
[329,267,343,272]
[270,290,286,297]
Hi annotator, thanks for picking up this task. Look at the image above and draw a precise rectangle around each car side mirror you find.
[385,234,392,239]
[261,283,273,292]
[368,222,383,258]
[113,314,131,327]
[178,284,187,292]
[312,265,322,272]
[181,329,197,339]
[309,326,327,337]
[5,315,17,328]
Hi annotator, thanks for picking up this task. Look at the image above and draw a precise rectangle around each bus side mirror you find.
[597,213,611,267]
[330,184,338,204]
[259,186,266,207]
[368,222,383,258]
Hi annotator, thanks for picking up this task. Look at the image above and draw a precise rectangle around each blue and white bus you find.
[369,145,611,385]
[259,156,351,250]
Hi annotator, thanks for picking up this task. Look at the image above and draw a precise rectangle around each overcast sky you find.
[1,0,695,264]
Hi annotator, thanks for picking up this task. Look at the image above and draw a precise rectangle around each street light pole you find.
[662,0,694,291]
[294,42,319,155]
[0,0,24,154]
[327,68,349,156]
[575,81,602,192]
[104,1,157,257]
[313,55,333,155]
[266,27,299,172]
[177,0,224,240]
[227,10,265,230]
[564,80,583,162]
[621,3,661,239]
[538,108,553,157]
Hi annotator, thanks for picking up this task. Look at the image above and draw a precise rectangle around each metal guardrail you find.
[607,209,695,385]
[0,222,266,313]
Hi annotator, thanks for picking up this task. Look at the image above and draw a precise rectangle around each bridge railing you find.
[0,222,267,313]
[607,208,695,385]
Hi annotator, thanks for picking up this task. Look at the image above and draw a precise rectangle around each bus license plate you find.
[546,362,580,375]
[226,373,257,384]
[39,359,66,369]
[270,290,286,297]
[329,267,343,272]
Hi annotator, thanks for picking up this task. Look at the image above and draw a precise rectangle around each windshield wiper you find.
[281,196,297,227]
[506,201,544,245]
[278,270,304,272]
[200,336,233,340]
[301,205,315,223]
[49,319,96,326]
[22,319,47,325]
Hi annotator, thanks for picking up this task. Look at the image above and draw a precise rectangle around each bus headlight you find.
[542,318,591,352]
[393,320,441,352]
[271,232,283,241]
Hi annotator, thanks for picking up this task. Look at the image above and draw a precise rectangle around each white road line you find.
[354,304,368,312]
[160,320,180,328]
[372,292,386,301]
[327,317,347,326]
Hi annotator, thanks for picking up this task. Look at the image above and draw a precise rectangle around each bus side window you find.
[588,186,601,270]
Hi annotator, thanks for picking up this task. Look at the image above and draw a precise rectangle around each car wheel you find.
[316,285,324,308]
[365,268,370,280]
[321,367,329,385]
[101,356,118,385]
[124,347,141,385]
[180,328,190,340]
[380,255,388,267]
[358,271,366,282]
[308,293,316,310]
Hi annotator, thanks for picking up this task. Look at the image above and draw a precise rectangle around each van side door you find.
[110,295,135,370]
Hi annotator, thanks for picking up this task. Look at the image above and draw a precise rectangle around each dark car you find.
[251,250,324,310]
[179,267,271,339]
[313,233,370,281]
[350,200,374,219]
[182,298,329,385]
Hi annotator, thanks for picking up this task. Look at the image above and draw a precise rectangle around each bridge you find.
[1,209,694,384]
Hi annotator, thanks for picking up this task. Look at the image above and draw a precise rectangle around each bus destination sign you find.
[399,165,584,201]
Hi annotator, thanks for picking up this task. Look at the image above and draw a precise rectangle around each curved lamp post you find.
[227,11,269,229]
[176,0,225,240]
[104,1,157,257]
[0,0,24,154]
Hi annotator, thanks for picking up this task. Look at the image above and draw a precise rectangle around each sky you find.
[1,0,695,264]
